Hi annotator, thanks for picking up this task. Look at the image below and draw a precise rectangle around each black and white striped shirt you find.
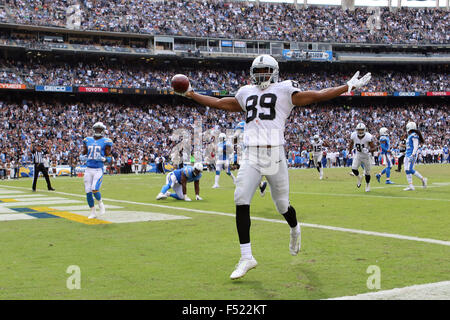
[33,151,44,164]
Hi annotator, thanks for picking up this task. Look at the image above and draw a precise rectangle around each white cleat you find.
[156,192,167,200]
[422,178,428,189]
[289,228,301,256]
[403,185,415,191]
[212,184,220,189]
[98,201,105,216]
[230,257,258,280]
[357,175,363,188]
[365,184,371,192]
[88,209,97,219]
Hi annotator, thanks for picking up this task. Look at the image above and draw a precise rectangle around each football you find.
[171,74,190,93]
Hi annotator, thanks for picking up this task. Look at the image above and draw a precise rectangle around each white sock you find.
[240,243,252,260]
[230,172,236,183]
[414,171,423,180]
[214,174,220,185]
[291,223,300,234]
[91,207,96,214]
[406,174,413,185]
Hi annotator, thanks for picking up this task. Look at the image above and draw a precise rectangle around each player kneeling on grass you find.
[82,122,113,219]
[156,162,203,201]
[403,122,427,191]
[376,127,395,185]
[173,54,371,280]
[348,123,377,192]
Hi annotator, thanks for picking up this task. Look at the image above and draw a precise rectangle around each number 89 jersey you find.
[235,80,301,147]
[83,136,113,168]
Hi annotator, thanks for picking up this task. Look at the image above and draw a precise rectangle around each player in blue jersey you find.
[81,122,113,219]
[403,122,427,191]
[212,133,236,188]
[376,127,395,184]
[443,145,449,163]
[156,162,203,201]
[232,121,268,196]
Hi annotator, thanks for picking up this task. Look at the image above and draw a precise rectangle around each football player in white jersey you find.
[175,54,371,280]
[348,123,377,192]
[311,135,329,179]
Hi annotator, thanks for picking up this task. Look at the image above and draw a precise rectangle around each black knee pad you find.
[352,169,359,176]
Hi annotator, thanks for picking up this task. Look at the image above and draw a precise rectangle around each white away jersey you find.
[312,140,323,154]
[235,80,301,147]
[350,132,373,156]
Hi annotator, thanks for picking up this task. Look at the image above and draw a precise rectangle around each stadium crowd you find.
[0,0,448,44]
[0,58,448,93]
[0,98,448,178]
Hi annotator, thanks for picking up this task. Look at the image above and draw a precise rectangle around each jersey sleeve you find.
[83,137,89,146]
[104,138,113,147]
[234,86,251,111]
[282,80,301,108]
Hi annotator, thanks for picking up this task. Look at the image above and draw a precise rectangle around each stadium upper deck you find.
[0,0,448,45]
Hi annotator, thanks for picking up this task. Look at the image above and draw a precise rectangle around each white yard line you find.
[288,191,450,202]
[1,185,449,247]
[372,182,450,190]
[328,281,450,300]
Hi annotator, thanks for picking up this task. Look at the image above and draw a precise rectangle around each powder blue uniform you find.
[376,134,394,182]
[405,132,420,174]
[174,166,202,183]
[83,135,113,209]
[443,146,449,163]
[83,137,113,169]
[380,135,391,166]
[161,166,202,200]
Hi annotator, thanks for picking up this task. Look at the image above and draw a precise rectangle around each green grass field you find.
[0,164,449,300]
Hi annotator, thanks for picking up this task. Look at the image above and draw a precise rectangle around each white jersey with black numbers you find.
[312,140,323,155]
[350,132,373,157]
[235,80,301,147]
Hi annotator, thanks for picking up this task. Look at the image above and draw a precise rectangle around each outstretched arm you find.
[184,91,242,113]
[292,85,349,107]
[292,71,371,107]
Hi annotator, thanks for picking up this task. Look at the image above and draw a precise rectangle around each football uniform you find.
[233,120,246,163]
[234,80,300,214]
[163,166,202,199]
[215,141,234,171]
[380,135,392,168]
[350,131,373,175]
[404,132,420,174]
[312,139,324,167]
[83,136,113,193]
[213,139,236,187]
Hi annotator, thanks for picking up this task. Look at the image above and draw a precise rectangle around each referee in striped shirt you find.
[32,144,55,192]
